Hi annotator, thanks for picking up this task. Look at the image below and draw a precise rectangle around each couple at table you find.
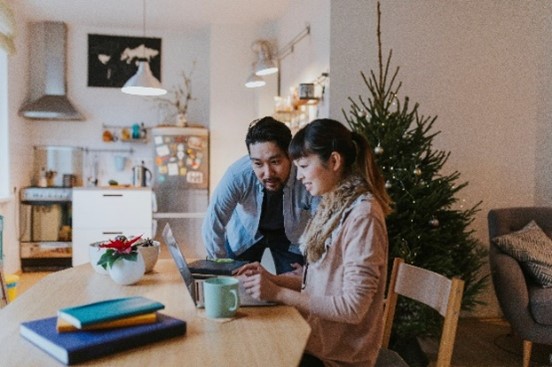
[202,117,392,367]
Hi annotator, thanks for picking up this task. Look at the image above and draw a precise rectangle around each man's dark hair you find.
[245,116,292,154]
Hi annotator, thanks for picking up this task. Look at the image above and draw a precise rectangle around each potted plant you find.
[97,235,145,285]
[136,237,161,273]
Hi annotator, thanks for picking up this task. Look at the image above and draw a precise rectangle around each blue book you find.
[20,313,186,365]
[57,296,165,328]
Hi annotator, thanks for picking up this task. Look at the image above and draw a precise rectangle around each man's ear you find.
[329,151,343,172]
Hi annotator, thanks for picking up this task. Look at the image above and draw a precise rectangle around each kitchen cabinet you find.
[72,188,152,266]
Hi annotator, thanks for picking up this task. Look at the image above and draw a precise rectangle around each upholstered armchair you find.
[488,207,552,367]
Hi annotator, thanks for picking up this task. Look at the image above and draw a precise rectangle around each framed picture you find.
[88,34,162,88]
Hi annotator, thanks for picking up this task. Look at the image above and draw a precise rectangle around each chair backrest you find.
[381,258,465,367]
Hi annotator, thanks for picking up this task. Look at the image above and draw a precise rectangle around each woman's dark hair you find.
[289,118,392,215]
[245,116,292,154]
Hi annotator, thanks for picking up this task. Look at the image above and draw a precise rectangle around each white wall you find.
[330,0,552,317]
[0,2,34,274]
[208,24,261,191]
[276,0,331,119]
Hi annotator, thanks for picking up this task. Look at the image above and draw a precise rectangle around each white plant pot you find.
[138,241,160,273]
[108,253,145,285]
[89,242,108,275]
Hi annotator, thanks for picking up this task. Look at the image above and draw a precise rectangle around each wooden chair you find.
[377,258,465,367]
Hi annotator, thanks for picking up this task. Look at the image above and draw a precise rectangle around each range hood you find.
[19,22,84,120]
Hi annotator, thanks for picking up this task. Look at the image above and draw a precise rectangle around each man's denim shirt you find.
[202,155,318,258]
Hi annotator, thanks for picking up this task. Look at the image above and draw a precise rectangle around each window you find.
[0,48,8,199]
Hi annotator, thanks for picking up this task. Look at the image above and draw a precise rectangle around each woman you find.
[238,119,392,367]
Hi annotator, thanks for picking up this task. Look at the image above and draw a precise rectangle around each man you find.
[202,116,317,274]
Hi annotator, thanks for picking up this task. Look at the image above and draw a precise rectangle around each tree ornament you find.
[385,180,392,189]
[390,92,398,109]
[413,167,422,176]
[357,110,366,118]
[429,217,440,227]
[375,143,384,155]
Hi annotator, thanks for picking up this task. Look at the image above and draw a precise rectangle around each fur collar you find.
[300,174,369,263]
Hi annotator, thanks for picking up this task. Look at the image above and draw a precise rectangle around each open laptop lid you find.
[162,223,275,307]
[162,223,197,305]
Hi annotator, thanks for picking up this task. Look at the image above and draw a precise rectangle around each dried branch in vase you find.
[155,61,196,119]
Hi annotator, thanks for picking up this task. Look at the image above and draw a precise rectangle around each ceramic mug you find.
[203,276,240,318]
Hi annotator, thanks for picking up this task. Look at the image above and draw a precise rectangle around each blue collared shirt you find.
[202,155,318,258]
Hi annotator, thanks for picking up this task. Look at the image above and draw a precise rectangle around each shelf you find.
[102,123,149,143]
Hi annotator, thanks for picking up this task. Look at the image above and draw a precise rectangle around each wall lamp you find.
[252,40,278,76]
[245,24,311,90]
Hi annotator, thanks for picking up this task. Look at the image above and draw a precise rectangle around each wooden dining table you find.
[0,259,311,366]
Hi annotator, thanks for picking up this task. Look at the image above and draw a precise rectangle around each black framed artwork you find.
[88,34,162,88]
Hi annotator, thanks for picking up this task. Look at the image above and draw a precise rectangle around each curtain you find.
[0,1,15,55]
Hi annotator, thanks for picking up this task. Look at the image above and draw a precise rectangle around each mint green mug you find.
[204,276,240,318]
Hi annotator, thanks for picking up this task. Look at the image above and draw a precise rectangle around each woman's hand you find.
[235,262,279,301]
[241,272,279,302]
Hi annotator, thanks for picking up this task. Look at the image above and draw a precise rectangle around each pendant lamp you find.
[121,0,166,96]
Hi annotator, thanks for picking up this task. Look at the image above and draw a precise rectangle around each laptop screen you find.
[162,223,196,305]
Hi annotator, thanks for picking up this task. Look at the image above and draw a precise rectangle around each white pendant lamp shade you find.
[251,40,278,76]
[122,60,167,96]
[254,58,278,76]
[245,71,266,88]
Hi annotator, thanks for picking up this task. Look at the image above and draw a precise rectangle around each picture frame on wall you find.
[87,34,162,88]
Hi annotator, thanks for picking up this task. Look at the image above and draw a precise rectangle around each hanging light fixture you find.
[121,0,166,96]
[252,40,278,76]
[245,25,310,92]
[244,63,266,88]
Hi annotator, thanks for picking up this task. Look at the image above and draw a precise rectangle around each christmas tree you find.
[344,2,488,341]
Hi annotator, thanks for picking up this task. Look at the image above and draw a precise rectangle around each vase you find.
[138,241,160,273]
[176,113,188,127]
[108,254,145,285]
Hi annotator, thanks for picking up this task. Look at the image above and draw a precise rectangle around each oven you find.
[19,187,73,272]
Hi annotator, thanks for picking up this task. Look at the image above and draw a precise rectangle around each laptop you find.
[162,223,275,307]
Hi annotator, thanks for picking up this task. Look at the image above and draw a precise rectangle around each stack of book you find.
[19,296,186,365]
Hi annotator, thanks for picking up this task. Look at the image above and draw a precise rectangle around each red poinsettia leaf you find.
[99,235,143,254]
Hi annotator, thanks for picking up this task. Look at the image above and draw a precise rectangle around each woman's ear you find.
[329,151,343,172]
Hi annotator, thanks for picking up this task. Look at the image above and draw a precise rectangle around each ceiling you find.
[19,0,292,31]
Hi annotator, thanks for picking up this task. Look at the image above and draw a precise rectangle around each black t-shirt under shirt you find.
[259,189,290,248]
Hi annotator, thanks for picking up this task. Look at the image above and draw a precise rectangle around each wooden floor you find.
[11,271,552,367]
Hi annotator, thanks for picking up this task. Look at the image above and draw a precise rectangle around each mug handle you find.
[229,289,239,312]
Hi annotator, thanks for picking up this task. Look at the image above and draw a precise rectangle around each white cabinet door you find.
[72,189,152,267]
[73,190,152,229]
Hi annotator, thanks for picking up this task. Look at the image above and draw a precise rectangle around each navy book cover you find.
[20,313,186,365]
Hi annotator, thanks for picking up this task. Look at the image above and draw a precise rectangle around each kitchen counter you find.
[73,186,152,190]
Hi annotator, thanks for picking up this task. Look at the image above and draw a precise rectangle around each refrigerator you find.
[151,127,209,260]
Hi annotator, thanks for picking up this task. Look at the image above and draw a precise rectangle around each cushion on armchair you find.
[492,220,552,287]
[528,285,552,325]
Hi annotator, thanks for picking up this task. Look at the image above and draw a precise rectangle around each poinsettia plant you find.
[97,235,143,270]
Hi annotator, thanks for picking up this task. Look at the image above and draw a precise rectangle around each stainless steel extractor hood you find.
[18,22,84,120]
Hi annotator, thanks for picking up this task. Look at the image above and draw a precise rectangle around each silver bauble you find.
[429,218,440,227]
